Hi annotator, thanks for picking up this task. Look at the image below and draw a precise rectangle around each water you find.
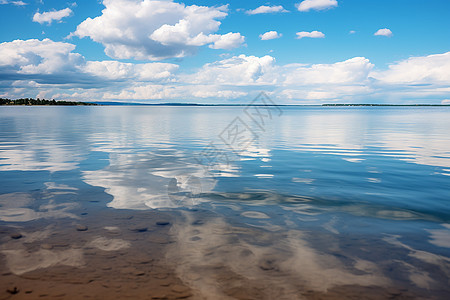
[1,106,450,299]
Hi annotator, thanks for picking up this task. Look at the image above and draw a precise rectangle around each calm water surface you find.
[1,106,450,299]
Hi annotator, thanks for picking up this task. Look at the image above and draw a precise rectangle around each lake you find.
[0,105,449,299]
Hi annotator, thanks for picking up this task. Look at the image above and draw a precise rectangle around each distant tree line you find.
[322,103,447,106]
[0,98,97,106]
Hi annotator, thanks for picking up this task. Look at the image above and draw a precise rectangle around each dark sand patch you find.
[0,209,191,300]
[1,208,449,299]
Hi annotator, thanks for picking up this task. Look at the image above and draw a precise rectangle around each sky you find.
[0,0,450,104]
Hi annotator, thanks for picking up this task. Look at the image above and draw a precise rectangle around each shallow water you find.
[0,106,450,299]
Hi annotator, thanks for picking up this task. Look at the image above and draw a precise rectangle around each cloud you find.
[259,31,282,41]
[0,39,83,78]
[106,55,372,101]
[284,57,373,85]
[84,61,178,81]
[442,99,450,105]
[0,0,27,5]
[296,0,338,12]
[1,39,449,104]
[187,54,278,86]
[190,88,247,99]
[98,54,279,100]
[103,84,248,100]
[0,39,178,86]
[207,32,245,50]
[371,52,450,85]
[296,31,325,39]
[374,28,393,37]
[33,8,73,24]
[73,0,244,60]
[349,30,356,34]
[246,5,288,15]
[280,57,374,101]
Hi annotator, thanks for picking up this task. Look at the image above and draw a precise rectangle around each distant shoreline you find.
[85,102,450,107]
[1,98,449,107]
[321,103,450,107]
[0,98,97,106]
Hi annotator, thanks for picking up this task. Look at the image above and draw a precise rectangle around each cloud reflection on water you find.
[1,107,450,298]
[0,189,79,222]
[167,212,389,299]
[82,150,218,209]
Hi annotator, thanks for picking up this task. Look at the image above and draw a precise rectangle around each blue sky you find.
[1,0,450,104]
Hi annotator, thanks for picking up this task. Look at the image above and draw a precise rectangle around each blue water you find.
[1,106,450,298]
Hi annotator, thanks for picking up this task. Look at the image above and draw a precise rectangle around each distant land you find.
[1,98,450,107]
[92,101,450,106]
[0,98,97,106]
[321,103,450,106]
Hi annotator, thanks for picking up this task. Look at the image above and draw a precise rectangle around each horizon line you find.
[91,102,450,107]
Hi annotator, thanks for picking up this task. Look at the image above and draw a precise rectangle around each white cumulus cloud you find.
[104,84,248,100]
[371,52,450,85]
[296,31,325,39]
[296,0,338,12]
[207,32,245,50]
[0,0,27,5]
[246,5,288,15]
[284,57,374,85]
[374,28,393,37]
[0,39,83,76]
[1,39,450,104]
[259,31,282,41]
[73,0,244,60]
[0,39,178,86]
[84,61,178,81]
[33,8,73,24]
[187,54,278,86]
